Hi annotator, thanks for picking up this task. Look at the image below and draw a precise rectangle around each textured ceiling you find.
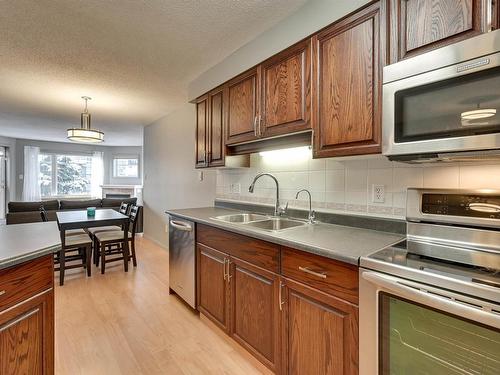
[0,0,308,146]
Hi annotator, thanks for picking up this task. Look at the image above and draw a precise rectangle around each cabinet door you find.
[229,257,281,373]
[312,2,383,157]
[0,289,54,375]
[195,95,208,168]
[197,244,230,333]
[389,0,487,63]
[226,69,259,145]
[260,39,311,138]
[208,88,225,167]
[494,0,500,30]
[282,278,358,375]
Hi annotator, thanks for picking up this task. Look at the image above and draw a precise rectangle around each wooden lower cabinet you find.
[196,227,359,375]
[229,258,281,373]
[197,244,230,333]
[0,255,54,375]
[281,278,359,375]
[0,289,54,375]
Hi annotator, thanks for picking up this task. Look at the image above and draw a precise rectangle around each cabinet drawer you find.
[197,224,280,273]
[281,247,358,304]
[0,255,53,311]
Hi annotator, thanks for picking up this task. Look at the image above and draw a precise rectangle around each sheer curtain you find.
[91,151,104,198]
[22,146,41,201]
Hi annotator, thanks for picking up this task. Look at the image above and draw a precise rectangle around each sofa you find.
[6,198,143,232]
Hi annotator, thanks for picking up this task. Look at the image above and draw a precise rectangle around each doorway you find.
[0,147,8,223]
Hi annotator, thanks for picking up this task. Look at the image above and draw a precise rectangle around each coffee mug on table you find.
[87,207,96,217]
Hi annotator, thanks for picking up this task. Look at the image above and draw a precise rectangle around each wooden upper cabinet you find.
[260,39,311,138]
[195,95,208,168]
[493,0,500,29]
[312,2,383,158]
[389,0,488,63]
[226,69,259,145]
[208,88,225,167]
[282,278,358,375]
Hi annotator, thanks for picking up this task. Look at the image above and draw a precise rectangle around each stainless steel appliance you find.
[383,30,500,163]
[168,216,196,309]
[360,188,500,374]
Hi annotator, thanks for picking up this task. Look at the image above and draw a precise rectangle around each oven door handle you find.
[362,271,500,329]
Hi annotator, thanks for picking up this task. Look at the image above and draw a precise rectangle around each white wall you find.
[14,139,142,200]
[216,151,500,219]
[143,103,216,247]
[0,135,17,202]
[188,0,370,100]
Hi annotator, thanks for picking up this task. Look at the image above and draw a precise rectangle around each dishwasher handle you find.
[170,220,193,232]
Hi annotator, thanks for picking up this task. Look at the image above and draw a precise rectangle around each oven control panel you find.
[422,193,500,219]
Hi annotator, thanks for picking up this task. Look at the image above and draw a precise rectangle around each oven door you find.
[359,269,500,375]
[383,52,500,157]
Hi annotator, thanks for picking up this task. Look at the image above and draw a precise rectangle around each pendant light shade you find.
[67,96,104,143]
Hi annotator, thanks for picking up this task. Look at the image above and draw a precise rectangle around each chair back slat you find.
[40,208,48,222]
[128,205,141,235]
[119,202,129,215]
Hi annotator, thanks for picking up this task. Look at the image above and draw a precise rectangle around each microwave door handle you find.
[362,271,500,329]
[169,220,193,232]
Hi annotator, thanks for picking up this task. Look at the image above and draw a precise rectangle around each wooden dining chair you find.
[88,202,130,264]
[55,231,92,286]
[94,205,141,273]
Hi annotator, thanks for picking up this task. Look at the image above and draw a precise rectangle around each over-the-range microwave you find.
[383,29,500,163]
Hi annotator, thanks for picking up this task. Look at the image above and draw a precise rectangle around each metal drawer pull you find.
[279,280,285,311]
[0,308,40,332]
[0,290,5,296]
[299,266,327,279]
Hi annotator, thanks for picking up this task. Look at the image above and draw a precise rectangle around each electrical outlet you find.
[198,171,204,182]
[372,184,385,203]
[165,224,169,233]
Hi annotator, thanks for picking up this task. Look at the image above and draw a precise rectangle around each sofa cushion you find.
[101,197,137,208]
[6,211,42,225]
[41,200,59,211]
[59,199,102,210]
[8,201,44,212]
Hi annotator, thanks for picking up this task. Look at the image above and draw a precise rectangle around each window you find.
[39,153,93,197]
[113,157,139,178]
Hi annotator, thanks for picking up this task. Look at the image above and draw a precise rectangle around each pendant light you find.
[67,96,104,143]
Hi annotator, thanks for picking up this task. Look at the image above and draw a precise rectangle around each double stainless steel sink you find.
[212,213,308,232]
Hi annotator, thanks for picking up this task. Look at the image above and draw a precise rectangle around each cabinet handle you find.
[253,116,258,137]
[0,308,39,332]
[223,258,227,281]
[226,260,232,281]
[258,115,262,137]
[0,290,5,297]
[298,266,327,279]
[279,280,285,311]
[487,0,493,31]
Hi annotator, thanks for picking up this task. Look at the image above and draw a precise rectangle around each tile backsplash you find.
[215,149,500,219]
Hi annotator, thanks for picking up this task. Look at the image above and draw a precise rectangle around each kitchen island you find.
[0,221,59,374]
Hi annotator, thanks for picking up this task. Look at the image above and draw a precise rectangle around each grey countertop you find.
[166,207,405,265]
[0,222,61,270]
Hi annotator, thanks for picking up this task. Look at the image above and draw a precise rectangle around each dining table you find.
[56,209,131,271]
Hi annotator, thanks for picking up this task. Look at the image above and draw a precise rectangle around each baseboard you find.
[143,234,168,250]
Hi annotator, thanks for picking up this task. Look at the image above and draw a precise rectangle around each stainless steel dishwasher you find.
[168,216,196,308]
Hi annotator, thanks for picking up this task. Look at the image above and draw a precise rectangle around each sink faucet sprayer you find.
[295,189,315,224]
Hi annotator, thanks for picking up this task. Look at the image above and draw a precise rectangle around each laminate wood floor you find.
[55,236,271,375]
